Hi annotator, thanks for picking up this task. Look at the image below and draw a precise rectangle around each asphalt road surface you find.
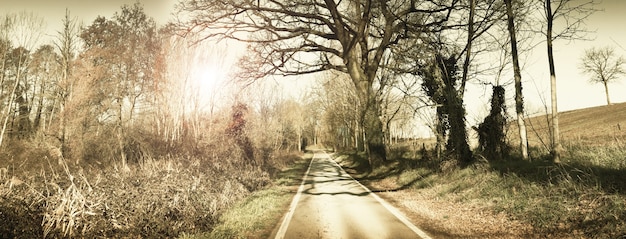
[273,151,431,239]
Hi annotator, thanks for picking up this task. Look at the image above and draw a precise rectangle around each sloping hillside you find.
[510,102,626,147]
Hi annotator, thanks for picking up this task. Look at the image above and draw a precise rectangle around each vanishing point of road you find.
[272,151,432,239]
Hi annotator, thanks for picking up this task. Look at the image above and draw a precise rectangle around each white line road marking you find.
[276,151,432,239]
[326,151,433,239]
[274,155,315,239]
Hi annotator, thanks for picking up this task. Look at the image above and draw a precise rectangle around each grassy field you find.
[514,102,626,152]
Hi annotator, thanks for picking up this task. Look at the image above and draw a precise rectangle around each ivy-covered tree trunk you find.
[444,98,471,163]
[434,107,446,159]
[477,85,508,160]
[505,0,529,160]
[420,54,472,163]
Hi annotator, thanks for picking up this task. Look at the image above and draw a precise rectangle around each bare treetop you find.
[175,0,457,80]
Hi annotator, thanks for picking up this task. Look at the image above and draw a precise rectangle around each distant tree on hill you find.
[580,46,625,105]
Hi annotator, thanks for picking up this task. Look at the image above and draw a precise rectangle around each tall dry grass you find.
[0,131,289,238]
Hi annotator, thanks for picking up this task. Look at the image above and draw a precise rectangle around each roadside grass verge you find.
[179,151,312,239]
[336,142,626,238]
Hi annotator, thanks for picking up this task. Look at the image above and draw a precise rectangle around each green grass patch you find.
[190,188,292,239]
[179,152,311,239]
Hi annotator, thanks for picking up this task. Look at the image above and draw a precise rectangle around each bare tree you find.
[580,46,625,106]
[176,0,457,168]
[314,72,361,151]
[504,0,529,160]
[78,3,161,167]
[155,35,194,145]
[0,12,44,147]
[54,9,79,155]
[540,0,599,162]
[29,44,61,132]
[277,99,307,151]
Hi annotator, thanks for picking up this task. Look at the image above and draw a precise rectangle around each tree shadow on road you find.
[332,151,434,193]
[300,155,372,197]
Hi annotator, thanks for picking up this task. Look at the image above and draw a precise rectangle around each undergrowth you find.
[180,151,311,239]
[340,141,626,238]
[0,139,301,238]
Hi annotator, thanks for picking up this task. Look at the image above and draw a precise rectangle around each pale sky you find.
[2,0,625,118]
[0,0,175,22]
[518,0,626,113]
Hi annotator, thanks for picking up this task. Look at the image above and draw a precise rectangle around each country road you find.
[273,151,431,239]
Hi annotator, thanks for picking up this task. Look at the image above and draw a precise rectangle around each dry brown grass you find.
[338,131,626,238]
[510,102,626,150]
[0,134,297,238]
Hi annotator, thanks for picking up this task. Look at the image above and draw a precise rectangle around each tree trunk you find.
[435,108,445,160]
[297,129,302,151]
[353,73,386,169]
[0,77,20,146]
[453,0,475,163]
[505,0,529,160]
[442,65,471,162]
[355,120,364,151]
[546,0,563,163]
[460,0,475,97]
[363,98,386,168]
[344,46,387,167]
[603,81,611,105]
[116,82,129,170]
[445,99,471,162]
[15,84,32,138]
[33,77,46,131]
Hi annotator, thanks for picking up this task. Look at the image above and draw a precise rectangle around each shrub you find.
[0,140,281,238]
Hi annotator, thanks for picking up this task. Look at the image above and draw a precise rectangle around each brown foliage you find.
[226,103,256,166]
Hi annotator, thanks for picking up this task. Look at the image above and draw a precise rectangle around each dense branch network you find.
[176,0,457,81]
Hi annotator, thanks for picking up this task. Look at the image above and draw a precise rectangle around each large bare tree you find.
[176,0,456,168]
[580,46,626,106]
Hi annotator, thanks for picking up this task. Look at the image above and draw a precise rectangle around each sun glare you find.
[187,59,230,110]
[174,39,247,112]
[194,64,225,92]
